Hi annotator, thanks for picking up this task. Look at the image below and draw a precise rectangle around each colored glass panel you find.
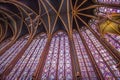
[41,32,73,80]
[105,33,120,52]
[6,34,47,80]
[73,31,97,80]
[97,0,120,5]
[82,29,120,79]
[0,37,28,74]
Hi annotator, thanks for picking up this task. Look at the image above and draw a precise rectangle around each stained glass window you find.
[6,34,47,80]
[41,31,73,80]
[89,19,120,52]
[99,7,120,13]
[105,33,120,52]
[97,0,120,5]
[0,36,28,74]
[89,19,100,35]
[0,0,120,79]
[96,7,120,16]
[82,29,120,79]
[73,30,97,80]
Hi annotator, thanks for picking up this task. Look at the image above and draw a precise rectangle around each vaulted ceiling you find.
[0,0,105,41]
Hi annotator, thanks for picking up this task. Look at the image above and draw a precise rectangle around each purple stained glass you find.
[89,19,120,53]
[6,34,47,80]
[96,6,120,17]
[97,0,120,5]
[0,37,28,74]
[41,32,73,80]
[73,30,97,79]
[105,33,120,52]
[82,29,120,79]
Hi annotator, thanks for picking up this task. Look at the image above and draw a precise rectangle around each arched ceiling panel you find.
[49,0,62,11]
[59,0,69,32]
[0,8,23,39]
[0,2,21,16]
[40,1,50,33]
[42,0,59,34]
[18,23,29,38]
[52,17,67,35]
[0,1,32,35]
[36,23,47,35]
[0,11,16,36]
[0,0,119,37]
[17,0,39,14]
[6,24,13,39]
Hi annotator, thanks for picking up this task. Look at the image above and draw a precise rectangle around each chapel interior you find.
[0,0,120,80]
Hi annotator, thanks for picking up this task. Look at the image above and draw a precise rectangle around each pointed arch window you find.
[41,31,73,80]
[89,19,120,52]
[0,36,28,74]
[6,33,47,80]
[99,7,120,13]
[73,30,98,79]
[89,19,100,35]
[96,7,120,16]
[82,29,120,79]
[97,0,120,5]
[105,33,120,52]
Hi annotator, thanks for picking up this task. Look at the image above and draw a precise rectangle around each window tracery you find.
[0,37,28,74]
[97,0,120,5]
[105,33,120,52]
[6,34,47,80]
[96,7,120,16]
[82,29,120,79]
[89,19,120,52]
[73,31,97,80]
[41,31,73,80]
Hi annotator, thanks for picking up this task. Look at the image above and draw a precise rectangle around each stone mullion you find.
[8,38,36,80]
[102,37,120,61]
[0,36,34,79]
[33,35,52,80]
[56,36,61,80]
[68,34,80,80]
[63,36,66,79]
[17,39,40,79]
[107,34,120,45]
[85,30,117,79]
[47,37,57,80]
[24,38,45,79]
[78,29,104,80]
[72,33,82,79]
[74,33,91,80]
[0,39,24,72]
[87,26,120,67]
